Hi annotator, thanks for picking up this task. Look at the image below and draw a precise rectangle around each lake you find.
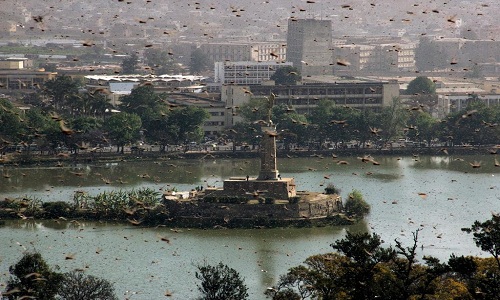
[1,154,499,299]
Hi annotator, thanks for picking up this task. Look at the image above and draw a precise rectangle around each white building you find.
[214,61,293,85]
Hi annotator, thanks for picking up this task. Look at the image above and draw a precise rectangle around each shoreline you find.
[0,207,356,229]
[0,145,494,166]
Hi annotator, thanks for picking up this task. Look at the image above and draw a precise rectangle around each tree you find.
[166,106,210,145]
[405,110,439,146]
[144,48,184,74]
[43,75,81,111]
[57,270,118,300]
[440,101,500,146]
[462,213,500,270]
[4,252,64,300]
[0,98,27,144]
[195,261,248,300]
[376,97,409,147]
[105,112,142,153]
[190,48,211,74]
[118,85,163,120]
[121,53,139,74]
[406,76,436,95]
[270,66,301,85]
[344,190,370,218]
[330,232,396,299]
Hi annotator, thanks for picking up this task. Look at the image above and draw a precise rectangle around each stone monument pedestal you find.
[222,177,296,200]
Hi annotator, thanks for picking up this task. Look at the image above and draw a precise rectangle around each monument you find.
[161,93,348,228]
[220,93,296,199]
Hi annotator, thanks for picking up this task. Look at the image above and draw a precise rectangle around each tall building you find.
[286,19,333,77]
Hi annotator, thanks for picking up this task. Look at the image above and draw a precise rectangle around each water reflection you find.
[1,155,500,298]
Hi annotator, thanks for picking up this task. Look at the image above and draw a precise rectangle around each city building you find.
[199,43,253,63]
[333,42,416,75]
[0,57,56,91]
[222,76,400,127]
[250,42,287,62]
[214,61,293,85]
[83,74,208,108]
[199,41,287,64]
[286,18,333,77]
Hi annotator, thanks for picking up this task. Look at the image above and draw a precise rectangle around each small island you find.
[160,94,364,228]
[0,95,368,229]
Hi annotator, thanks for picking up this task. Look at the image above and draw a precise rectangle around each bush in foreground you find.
[195,261,248,300]
[57,270,118,300]
[3,252,117,300]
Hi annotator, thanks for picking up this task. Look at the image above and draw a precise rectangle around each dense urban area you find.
[2,0,500,299]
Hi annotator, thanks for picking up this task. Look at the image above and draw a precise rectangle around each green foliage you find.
[190,48,211,74]
[5,252,64,300]
[324,183,340,195]
[105,112,142,150]
[144,49,183,74]
[462,213,500,270]
[58,270,118,300]
[405,110,439,145]
[195,261,248,300]
[121,53,139,74]
[440,101,500,145]
[377,97,409,145]
[344,190,370,218]
[118,86,163,119]
[72,188,161,217]
[270,66,301,85]
[166,106,210,144]
[406,76,436,95]
[43,75,81,111]
[42,201,72,218]
[267,231,455,300]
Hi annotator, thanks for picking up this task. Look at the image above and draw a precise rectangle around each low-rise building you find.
[222,76,400,127]
[0,57,56,91]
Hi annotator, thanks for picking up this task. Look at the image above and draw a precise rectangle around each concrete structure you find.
[0,57,56,92]
[250,42,287,62]
[213,98,296,200]
[437,89,500,118]
[418,36,500,75]
[200,43,253,63]
[0,70,57,91]
[286,19,333,77]
[221,77,400,126]
[84,74,208,104]
[214,61,292,85]
[333,42,416,75]
[200,41,287,64]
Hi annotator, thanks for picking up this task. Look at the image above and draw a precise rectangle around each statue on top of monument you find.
[265,93,276,125]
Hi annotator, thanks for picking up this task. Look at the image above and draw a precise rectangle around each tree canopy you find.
[190,48,211,74]
[5,252,64,300]
[195,261,249,300]
[121,53,139,74]
[406,76,436,95]
[270,66,301,85]
[105,112,142,152]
